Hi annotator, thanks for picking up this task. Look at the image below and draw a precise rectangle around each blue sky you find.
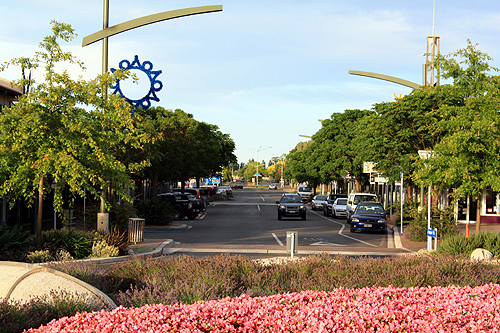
[1,1,500,165]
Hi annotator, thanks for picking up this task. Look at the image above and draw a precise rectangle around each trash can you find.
[128,218,145,244]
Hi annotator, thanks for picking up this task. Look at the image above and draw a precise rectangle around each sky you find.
[1,1,500,166]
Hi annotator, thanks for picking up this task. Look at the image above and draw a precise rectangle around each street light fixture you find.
[241,146,271,188]
[255,146,271,188]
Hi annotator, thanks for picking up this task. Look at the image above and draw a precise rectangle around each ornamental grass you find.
[13,253,500,332]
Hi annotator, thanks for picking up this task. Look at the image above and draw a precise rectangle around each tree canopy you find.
[283,41,500,204]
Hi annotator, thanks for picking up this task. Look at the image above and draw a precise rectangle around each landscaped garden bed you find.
[25,284,500,332]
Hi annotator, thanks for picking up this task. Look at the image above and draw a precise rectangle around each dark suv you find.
[276,193,306,220]
[158,193,200,220]
[323,193,347,217]
[174,187,210,204]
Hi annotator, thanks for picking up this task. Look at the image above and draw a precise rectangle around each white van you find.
[346,193,378,218]
[297,184,313,201]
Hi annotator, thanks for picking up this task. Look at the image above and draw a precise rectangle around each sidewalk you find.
[392,221,500,252]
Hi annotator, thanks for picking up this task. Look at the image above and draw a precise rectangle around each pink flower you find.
[25,284,500,332]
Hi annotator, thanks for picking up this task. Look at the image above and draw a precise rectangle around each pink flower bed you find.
[27,284,500,332]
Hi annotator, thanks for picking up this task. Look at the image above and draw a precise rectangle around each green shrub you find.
[84,204,137,231]
[0,290,101,333]
[109,204,137,230]
[90,239,119,258]
[404,202,458,241]
[102,224,129,255]
[135,199,173,225]
[27,250,54,263]
[437,232,500,257]
[30,228,94,259]
[0,224,31,260]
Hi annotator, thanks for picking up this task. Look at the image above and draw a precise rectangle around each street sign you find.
[427,229,436,238]
[254,173,262,177]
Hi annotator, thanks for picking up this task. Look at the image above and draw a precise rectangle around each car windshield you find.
[299,186,311,191]
[356,205,385,215]
[353,195,377,204]
[315,195,327,200]
[336,199,347,205]
[281,196,303,203]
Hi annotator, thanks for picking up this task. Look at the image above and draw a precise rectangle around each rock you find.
[470,248,494,262]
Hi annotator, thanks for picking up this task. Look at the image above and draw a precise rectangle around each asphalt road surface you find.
[161,187,390,257]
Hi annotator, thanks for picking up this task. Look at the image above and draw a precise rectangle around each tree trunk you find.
[151,173,159,200]
[36,176,44,248]
[355,177,360,193]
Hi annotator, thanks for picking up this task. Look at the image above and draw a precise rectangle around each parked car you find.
[311,195,328,211]
[216,185,233,196]
[331,198,348,218]
[173,191,207,213]
[346,193,378,219]
[348,202,387,233]
[323,193,348,216]
[276,193,306,220]
[174,187,210,204]
[158,193,200,220]
[269,183,277,190]
[297,184,313,201]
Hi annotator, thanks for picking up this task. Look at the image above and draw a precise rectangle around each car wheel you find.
[332,210,337,218]
[301,214,306,220]
[174,209,183,220]
[350,229,355,233]
[323,208,326,216]
[278,213,282,220]
[187,213,197,220]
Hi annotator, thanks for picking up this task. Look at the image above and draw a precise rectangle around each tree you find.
[134,107,236,198]
[414,42,500,218]
[0,21,144,243]
[284,141,313,186]
[308,109,373,192]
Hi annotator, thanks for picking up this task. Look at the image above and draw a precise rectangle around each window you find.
[485,189,500,214]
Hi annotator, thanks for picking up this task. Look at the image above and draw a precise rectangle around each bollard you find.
[286,231,298,259]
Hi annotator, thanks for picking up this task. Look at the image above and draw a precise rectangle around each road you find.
[161,187,394,258]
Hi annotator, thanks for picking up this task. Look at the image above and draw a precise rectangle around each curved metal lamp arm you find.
[82,5,223,47]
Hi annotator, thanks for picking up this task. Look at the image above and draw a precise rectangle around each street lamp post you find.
[83,1,222,233]
[255,146,271,188]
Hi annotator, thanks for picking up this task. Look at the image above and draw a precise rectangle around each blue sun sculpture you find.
[111,55,163,111]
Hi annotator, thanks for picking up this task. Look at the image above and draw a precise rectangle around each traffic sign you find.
[427,229,436,238]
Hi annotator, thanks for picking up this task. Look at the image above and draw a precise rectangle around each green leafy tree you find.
[134,107,236,198]
[415,42,500,207]
[0,21,144,243]
[284,141,313,185]
[307,109,373,192]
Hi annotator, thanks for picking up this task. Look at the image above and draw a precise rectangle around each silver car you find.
[332,198,348,218]
[311,195,328,211]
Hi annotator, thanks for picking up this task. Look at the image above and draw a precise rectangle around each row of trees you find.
[225,155,286,184]
[0,21,236,239]
[284,41,500,209]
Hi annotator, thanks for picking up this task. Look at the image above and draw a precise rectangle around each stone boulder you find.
[470,248,494,262]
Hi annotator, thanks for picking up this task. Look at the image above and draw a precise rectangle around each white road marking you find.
[272,233,284,246]
[260,196,265,201]
[257,204,260,211]
[309,209,379,248]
